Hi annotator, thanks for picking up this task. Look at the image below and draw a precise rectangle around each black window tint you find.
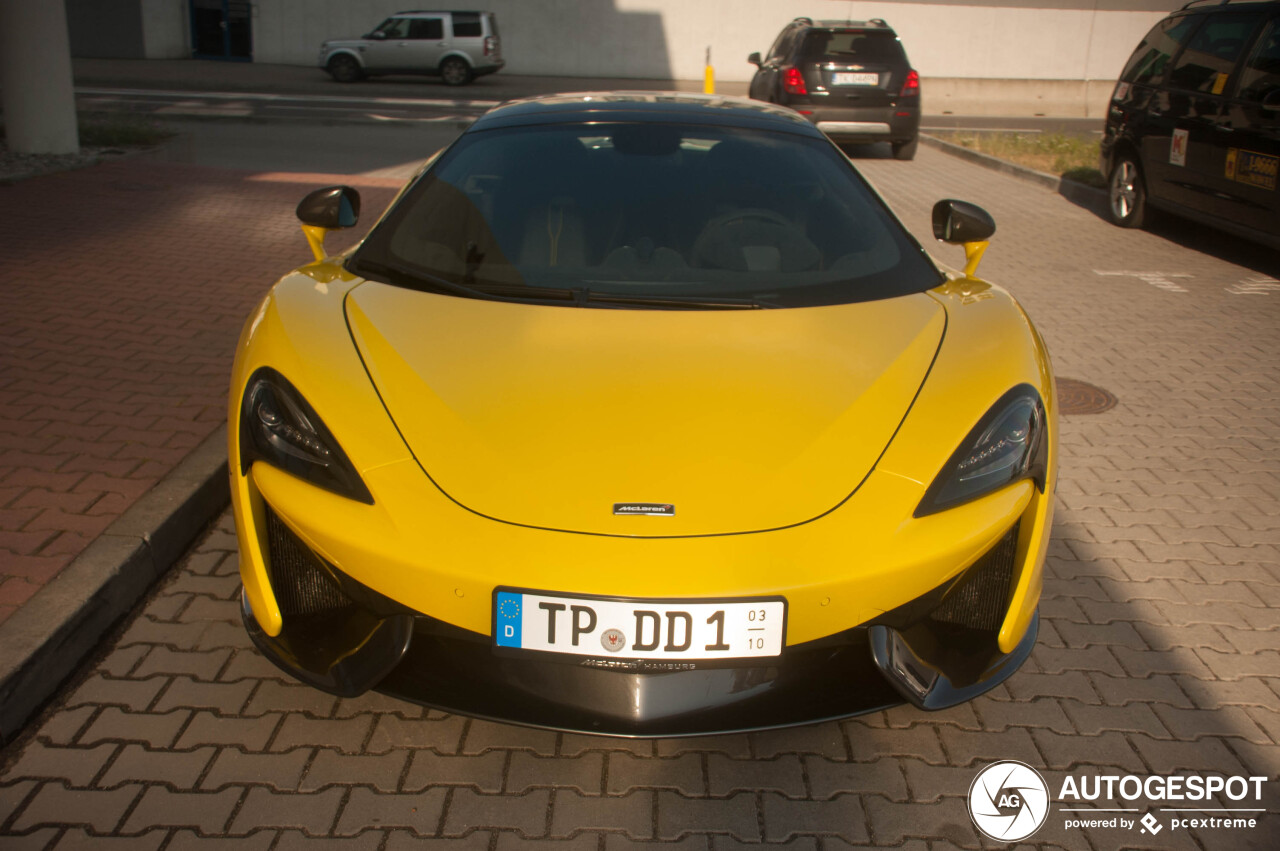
[1120,15,1200,85]
[1238,17,1280,103]
[766,27,793,62]
[800,30,905,64]
[408,18,443,40]
[452,12,482,37]
[375,17,410,39]
[1169,12,1263,93]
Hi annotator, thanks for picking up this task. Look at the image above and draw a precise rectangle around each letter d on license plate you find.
[494,588,785,660]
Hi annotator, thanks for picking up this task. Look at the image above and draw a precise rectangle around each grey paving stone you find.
[302,749,409,793]
[1152,704,1272,745]
[656,790,757,841]
[713,838,816,851]
[271,714,372,754]
[0,827,58,851]
[230,787,345,835]
[11,783,141,832]
[937,727,1040,768]
[761,793,867,842]
[2,742,115,786]
[706,753,805,798]
[336,787,447,836]
[180,595,239,622]
[134,646,232,681]
[77,707,189,748]
[201,746,313,791]
[496,832,600,851]
[219,648,288,682]
[367,714,468,756]
[1089,673,1195,708]
[174,710,281,750]
[551,789,654,839]
[443,788,552,837]
[1004,670,1102,704]
[0,780,37,827]
[96,645,148,678]
[749,723,847,759]
[33,706,96,747]
[1129,734,1251,775]
[606,752,704,796]
[122,786,241,833]
[1030,729,1149,773]
[880,702,981,732]
[274,830,385,850]
[506,751,604,795]
[607,835,706,851]
[973,696,1074,734]
[460,719,558,756]
[98,743,215,788]
[152,676,255,714]
[117,617,207,649]
[1112,647,1215,679]
[561,734,655,757]
[333,692,426,719]
[1194,648,1280,680]
[1174,674,1280,710]
[655,735,751,759]
[384,831,493,851]
[50,829,166,850]
[64,675,165,712]
[804,755,909,802]
[863,795,971,847]
[243,681,339,718]
[403,749,506,793]
[842,722,945,765]
[1032,645,1127,676]
[1135,622,1236,652]
[1059,699,1171,739]
[163,829,277,851]
[900,758,989,805]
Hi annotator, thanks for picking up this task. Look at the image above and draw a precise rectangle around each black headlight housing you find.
[915,384,1047,517]
[239,367,374,505]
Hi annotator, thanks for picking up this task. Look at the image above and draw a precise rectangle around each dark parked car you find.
[748,17,920,159]
[1101,0,1279,248]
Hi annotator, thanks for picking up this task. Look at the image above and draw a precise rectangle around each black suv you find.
[1101,0,1279,249]
[748,17,920,160]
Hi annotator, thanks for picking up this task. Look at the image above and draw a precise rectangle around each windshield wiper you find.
[350,260,773,309]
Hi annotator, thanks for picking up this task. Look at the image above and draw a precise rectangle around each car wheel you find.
[327,55,363,83]
[440,57,473,86]
[891,137,918,161]
[1108,154,1146,228]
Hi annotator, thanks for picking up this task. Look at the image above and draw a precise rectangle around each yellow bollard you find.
[704,46,715,94]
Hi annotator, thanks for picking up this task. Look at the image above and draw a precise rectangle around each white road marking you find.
[1226,277,1280,295]
[1093,270,1192,293]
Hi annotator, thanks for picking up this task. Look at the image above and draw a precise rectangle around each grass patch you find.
[77,114,175,148]
[929,130,1104,186]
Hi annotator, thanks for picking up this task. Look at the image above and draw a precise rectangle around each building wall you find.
[133,0,1184,115]
[67,0,146,59]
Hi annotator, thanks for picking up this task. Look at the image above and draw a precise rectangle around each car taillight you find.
[783,67,807,96]
[900,69,920,97]
[484,36,497,56]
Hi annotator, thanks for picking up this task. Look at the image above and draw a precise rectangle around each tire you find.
[892,137,918,161]
[327,54,363,83]
[440,57,473,87]
[1108,154,1146,228]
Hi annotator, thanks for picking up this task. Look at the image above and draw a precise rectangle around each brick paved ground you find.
[0,146,1277,850]
[0,162,401,624]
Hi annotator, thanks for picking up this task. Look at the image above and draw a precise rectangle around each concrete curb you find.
[919,133,1108,212]
[0,426,230,743]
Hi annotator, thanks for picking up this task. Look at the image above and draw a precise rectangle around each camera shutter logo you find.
[968,761,1050,842]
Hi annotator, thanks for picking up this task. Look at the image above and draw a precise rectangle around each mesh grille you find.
[930,522,1020,633]
[264,506,353,617]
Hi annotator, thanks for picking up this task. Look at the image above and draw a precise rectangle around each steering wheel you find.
[700,207,794,231]
[692,207,819,271]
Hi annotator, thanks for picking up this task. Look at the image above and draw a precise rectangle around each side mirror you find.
[297,186,361,261]
[931,200,995,277]
[748,52,762,66]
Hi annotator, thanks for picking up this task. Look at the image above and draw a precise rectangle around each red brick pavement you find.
[0,160,402,624]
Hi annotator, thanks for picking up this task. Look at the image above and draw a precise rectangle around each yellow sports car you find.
[230,93,1056,736]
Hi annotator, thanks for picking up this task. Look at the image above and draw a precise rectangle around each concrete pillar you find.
[0,0,79,154]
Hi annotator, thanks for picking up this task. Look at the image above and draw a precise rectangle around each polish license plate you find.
[832,72,879,86]
[494,589,786,660]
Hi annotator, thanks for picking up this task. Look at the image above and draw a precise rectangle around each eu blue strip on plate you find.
[495,591,523,647]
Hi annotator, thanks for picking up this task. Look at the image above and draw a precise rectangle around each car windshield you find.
[351,122,941,308]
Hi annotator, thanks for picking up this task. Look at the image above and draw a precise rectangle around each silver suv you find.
[319,10,503,86]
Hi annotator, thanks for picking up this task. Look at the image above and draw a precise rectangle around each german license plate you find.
[833,72,879,86]
[494,589,786,660]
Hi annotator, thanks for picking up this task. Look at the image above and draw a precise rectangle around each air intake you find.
[930,521,1019,633]
[264,506,354,618]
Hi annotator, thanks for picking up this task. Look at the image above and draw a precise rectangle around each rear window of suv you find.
[1119,14,1201,85]
[800,30,905,64]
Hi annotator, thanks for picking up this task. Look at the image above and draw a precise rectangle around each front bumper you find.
[242,502,1038,736]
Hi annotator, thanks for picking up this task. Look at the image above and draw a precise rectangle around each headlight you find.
[915,384,1047,517]
[239,367,373,504]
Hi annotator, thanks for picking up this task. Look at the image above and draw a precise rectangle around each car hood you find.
[345,282,944,536]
